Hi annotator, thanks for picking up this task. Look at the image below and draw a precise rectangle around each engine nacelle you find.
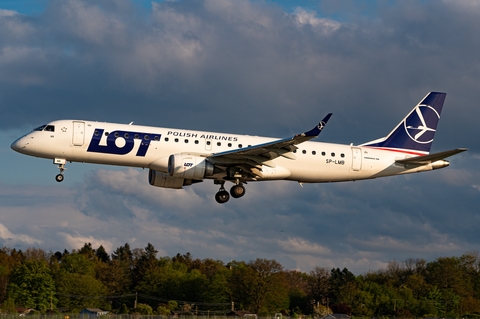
[148,169,193,189]
[168,154,215,179]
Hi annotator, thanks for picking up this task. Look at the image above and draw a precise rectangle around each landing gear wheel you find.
[55,161,66,183]
[230,184,246,198]
[215,190,230,204]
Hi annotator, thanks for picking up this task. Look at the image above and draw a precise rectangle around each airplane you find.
[11,92,467,204]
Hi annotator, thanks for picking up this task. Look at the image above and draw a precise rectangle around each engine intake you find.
[168,154,215,180]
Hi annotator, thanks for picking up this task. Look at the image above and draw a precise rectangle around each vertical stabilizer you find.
[361,92,446,154]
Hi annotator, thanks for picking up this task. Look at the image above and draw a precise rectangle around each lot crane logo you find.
[404,104,440,144]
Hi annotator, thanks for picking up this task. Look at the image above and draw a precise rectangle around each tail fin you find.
[361,92,446,155]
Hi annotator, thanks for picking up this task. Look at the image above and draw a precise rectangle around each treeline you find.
[1,244,480,318]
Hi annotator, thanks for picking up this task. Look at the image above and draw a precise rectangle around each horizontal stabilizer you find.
[395,148,467,165]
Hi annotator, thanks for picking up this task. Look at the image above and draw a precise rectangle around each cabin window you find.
[144,135,150,140]
[302,150,306,154]
[341,153,345,158]
[207,141,211,145]
[217,142,221,146]
[114,132,119,138]
[195,140,199,144]
[312,151,316,155]
[154,136,159,141]
[321,151,326,156]
[124,133,129,139]
[185,139,189,143]
[105,132,109,136]
[175,138,179,142]
[228,143,232,147]
[331,152,335,157]
[134,134,139,139]
[165,137,169,142]
[293,150,297,153]
[239,144,243,148]
[94,130,100,136]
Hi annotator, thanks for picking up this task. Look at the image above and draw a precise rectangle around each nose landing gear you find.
[55,172,64,182]
[54,158,67,183]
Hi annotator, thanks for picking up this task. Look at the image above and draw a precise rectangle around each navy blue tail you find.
[362,92,446,154]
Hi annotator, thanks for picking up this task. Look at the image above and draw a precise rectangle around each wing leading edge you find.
[208,113,332,168]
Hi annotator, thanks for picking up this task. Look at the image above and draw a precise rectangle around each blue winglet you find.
[303,113,333,137]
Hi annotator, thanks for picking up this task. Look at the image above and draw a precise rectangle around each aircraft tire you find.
[215,190,230,204]
[230,184,246,198]
[55,174,64,182]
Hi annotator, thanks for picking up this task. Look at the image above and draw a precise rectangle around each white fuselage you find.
[11,119,445,183]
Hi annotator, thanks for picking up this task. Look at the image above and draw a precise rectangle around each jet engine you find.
[168,154,216,179]
[148,169,196,189]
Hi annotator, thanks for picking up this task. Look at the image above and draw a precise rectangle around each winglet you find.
[303,113,333,137]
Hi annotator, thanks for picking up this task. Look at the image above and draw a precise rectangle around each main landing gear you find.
[215,181,246,204]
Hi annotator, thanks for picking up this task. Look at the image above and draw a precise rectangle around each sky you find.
[1,0,479,275]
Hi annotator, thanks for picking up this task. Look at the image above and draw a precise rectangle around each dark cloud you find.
[1,0,480,273]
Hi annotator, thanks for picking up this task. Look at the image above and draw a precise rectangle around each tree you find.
[0,248,23,304]
[54,252,108,312]
[329,268,356,309]
[229,258,286,314]
[133,243,158,286]
[426,256,473,299]
[285,270,310,315]
[134,303,153,315]
[307,267,330,307]
[55,271,108,311]
[7,260,56,311]
[95,245,110,263]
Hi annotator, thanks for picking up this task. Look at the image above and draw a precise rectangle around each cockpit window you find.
[34,125,55,132]
[33,125,55,132]
[34,125,47,131]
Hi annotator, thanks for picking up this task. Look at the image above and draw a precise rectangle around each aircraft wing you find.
[395,148,468,165]
[208,114,332,169]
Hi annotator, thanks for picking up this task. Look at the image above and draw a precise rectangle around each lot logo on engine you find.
[87,128,160,156]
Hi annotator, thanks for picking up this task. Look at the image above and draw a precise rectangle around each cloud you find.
[1,0,480,273]
[293,7,341,33]
[59,232,115,253]
[0,223,42,247]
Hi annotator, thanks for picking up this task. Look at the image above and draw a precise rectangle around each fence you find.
[1,315,479,319]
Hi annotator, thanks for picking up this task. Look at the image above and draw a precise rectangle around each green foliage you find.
[1,297,17,313]
[119,303,129,314]
[6,259,56,311]
[1,244,480,317]
[60,253,96,276]
[134,303,153,315]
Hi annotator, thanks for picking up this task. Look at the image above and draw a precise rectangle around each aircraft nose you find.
[11,136,28,153]
[11,138,21,152]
